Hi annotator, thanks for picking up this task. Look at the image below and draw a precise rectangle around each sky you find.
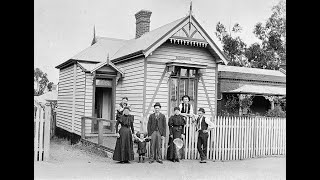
[34,0,280,84]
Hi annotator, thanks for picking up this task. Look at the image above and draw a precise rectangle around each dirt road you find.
[34,138,286,180]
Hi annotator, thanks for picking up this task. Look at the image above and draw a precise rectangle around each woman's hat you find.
[181,95,190,101]
[198,108,205,113]
[154,102,161,108]
[174,107,180,111]
[173,138,184,150]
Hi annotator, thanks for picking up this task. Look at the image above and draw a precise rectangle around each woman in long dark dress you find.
[113,107,135,163]
[167,107,186,162]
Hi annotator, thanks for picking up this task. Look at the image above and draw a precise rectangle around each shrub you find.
[265,105,286,118]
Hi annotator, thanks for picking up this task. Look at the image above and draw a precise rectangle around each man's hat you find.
[198,108,205,113]
[174,107,180,111]
[181,95,190,101]
[154,102,161,108]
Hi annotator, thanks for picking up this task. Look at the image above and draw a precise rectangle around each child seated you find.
[134,132,150,163]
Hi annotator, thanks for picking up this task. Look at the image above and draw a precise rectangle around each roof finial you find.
[107,53,109,65]
[188,1,193,33]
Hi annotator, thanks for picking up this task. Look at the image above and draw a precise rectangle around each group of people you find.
[112,95,215,164]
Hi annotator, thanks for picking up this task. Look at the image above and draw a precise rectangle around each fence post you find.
[98,120,103,145]
[43,103,51,161]
[34,104,40,161]
[81,117,85,139]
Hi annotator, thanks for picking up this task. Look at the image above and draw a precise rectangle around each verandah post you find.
[98,120,103,145]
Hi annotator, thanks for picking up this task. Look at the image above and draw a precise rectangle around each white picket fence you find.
[34,101,51,161]
[145,116,286,160]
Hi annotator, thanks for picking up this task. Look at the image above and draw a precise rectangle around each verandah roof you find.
[228,84,286,96]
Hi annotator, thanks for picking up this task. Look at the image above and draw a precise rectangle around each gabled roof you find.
[77,61,124,76]
[56,15,229,69]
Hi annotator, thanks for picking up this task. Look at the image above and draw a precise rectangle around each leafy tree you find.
[215,0,286,70]
[249,0,286,70]
[215,22,248,67]
[47,82,54,91]
[34,68,49,96]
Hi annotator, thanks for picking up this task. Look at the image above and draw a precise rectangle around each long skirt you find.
[166,128,185,161]
[113,126,134,162]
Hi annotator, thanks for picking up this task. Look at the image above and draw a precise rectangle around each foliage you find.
[223,94,239,115]
[47,82,54,91]
[239,95,253,109]
[34,68,49,96]
[215,22,248,67]
[265,105,286,118]
[250,0,286,70]
[214,0,286,70]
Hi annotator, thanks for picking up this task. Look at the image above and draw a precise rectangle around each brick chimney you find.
[135,10,152,39]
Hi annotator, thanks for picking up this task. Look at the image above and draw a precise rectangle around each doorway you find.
[169,67,198,117]
[92,87,112,133]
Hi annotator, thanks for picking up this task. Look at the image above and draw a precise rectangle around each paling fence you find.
[145,116,286,160]
[34,101,51,161]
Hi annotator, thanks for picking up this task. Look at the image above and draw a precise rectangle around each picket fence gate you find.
[145,116,286,161]
[34,102,51,161]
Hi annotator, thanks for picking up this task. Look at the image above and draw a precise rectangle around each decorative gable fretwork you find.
[169,23,208,47]
[169,38,208,47]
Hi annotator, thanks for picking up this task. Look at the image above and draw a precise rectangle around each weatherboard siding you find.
[147,42,217,118]
[57,64,74,133]
[148,42,217,67]
[115,57,145,132]
[84,72,94,134]
[145,63,169,115]
[73,65,86,135]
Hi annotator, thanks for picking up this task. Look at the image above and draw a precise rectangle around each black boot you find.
[138,156,141,163]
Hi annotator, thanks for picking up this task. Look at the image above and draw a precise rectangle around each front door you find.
[169,67,198,116]
[92,78,114,133]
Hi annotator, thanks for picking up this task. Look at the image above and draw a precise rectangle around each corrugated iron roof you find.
[57,15,229,69]
[111,17,186,60]
[71,37,128,62]
[218,65,285,77]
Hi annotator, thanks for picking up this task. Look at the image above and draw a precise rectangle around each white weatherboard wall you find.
[147,42,217,117]
[115,57,144,132]
[57,63,86,136]
[84,72,93,134]
[57,65,74,132]
[73,65,86,135]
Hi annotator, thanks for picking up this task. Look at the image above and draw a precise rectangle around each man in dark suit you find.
[147,102,166,164]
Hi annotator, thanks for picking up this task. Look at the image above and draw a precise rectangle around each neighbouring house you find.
[217,65,286,116]
[55,9,228,142]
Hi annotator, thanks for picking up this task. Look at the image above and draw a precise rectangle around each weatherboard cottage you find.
[55,9,228,143]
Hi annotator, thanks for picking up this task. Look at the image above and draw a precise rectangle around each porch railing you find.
[81,116,117,146]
